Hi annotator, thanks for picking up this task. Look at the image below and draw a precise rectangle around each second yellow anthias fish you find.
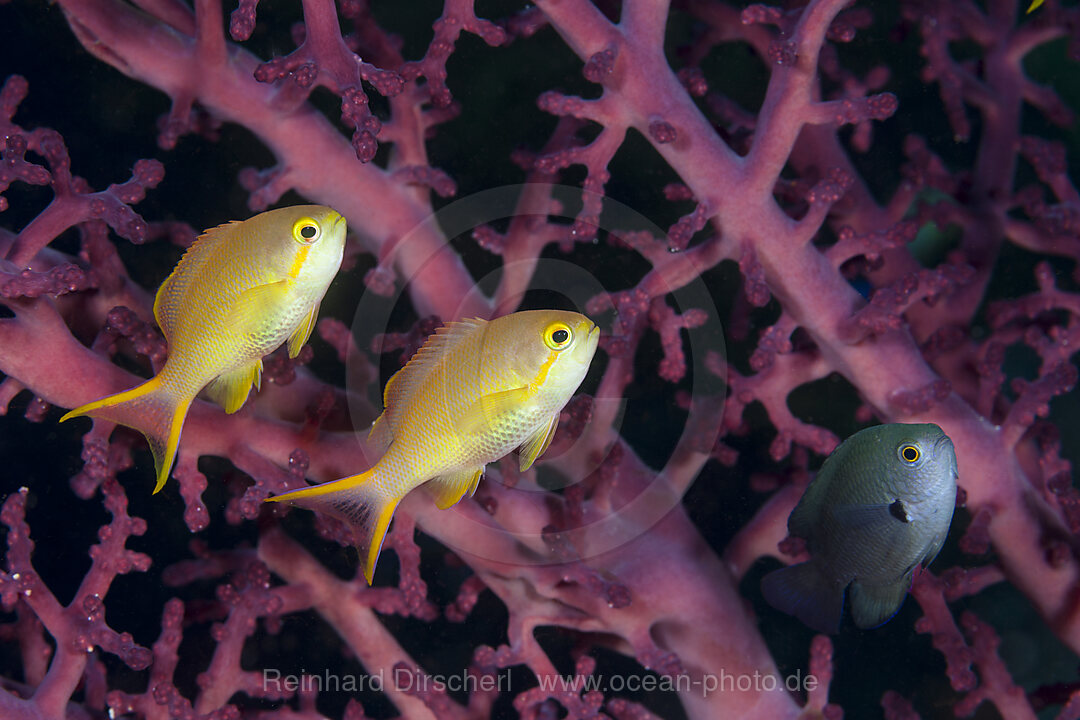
[267,310,600,583]
[63,205,348,493]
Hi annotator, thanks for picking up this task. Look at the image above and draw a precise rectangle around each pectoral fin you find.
[519,414,559,471]
[457,387,529,436]
[227,279,290,328]
[205,359,264,414]
[287,301,319,358]
[426,467,483,510]
[828,502,909,549]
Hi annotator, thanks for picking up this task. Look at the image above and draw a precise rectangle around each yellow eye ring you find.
[898,444,921,464]
[292,217,321,244]
[543,322,573,350]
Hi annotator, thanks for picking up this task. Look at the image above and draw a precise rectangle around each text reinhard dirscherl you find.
[262,667,819,699]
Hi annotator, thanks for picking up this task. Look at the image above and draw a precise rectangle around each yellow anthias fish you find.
[267,310,600,584]
[62,205,347,493]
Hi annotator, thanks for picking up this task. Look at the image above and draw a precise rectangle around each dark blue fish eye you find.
[898,444,921,463]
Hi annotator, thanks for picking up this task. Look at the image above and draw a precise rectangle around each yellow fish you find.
[267,310,600,583]
[62,205,347,493]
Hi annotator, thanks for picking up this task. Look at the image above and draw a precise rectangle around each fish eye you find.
[292,217,321,244]
[898,443,921,464]
[543,322,573,350]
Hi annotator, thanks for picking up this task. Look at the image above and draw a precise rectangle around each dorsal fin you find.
[153,221,244,336]
[374,318,488,441]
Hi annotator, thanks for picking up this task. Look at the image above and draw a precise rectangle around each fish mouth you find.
[933,432,958,476]
[333,213,348,233]
[933,432,954,454]
[585,322,600,353]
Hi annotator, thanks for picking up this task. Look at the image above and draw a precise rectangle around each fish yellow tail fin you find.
[60,377,191,494]
[266,469,399,585]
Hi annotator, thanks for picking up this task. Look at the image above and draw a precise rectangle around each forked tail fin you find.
[60,376,191,494]
[266,469,400,585]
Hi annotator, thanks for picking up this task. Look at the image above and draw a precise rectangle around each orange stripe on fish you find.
[527,350,559,398]
[287,243,310,280]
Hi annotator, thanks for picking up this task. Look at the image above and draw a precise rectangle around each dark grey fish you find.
[761,423,958,633]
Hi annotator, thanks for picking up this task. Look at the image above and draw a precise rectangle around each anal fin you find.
[205,359,263,414]
[426,467,483,510]
[850,575,913,629]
